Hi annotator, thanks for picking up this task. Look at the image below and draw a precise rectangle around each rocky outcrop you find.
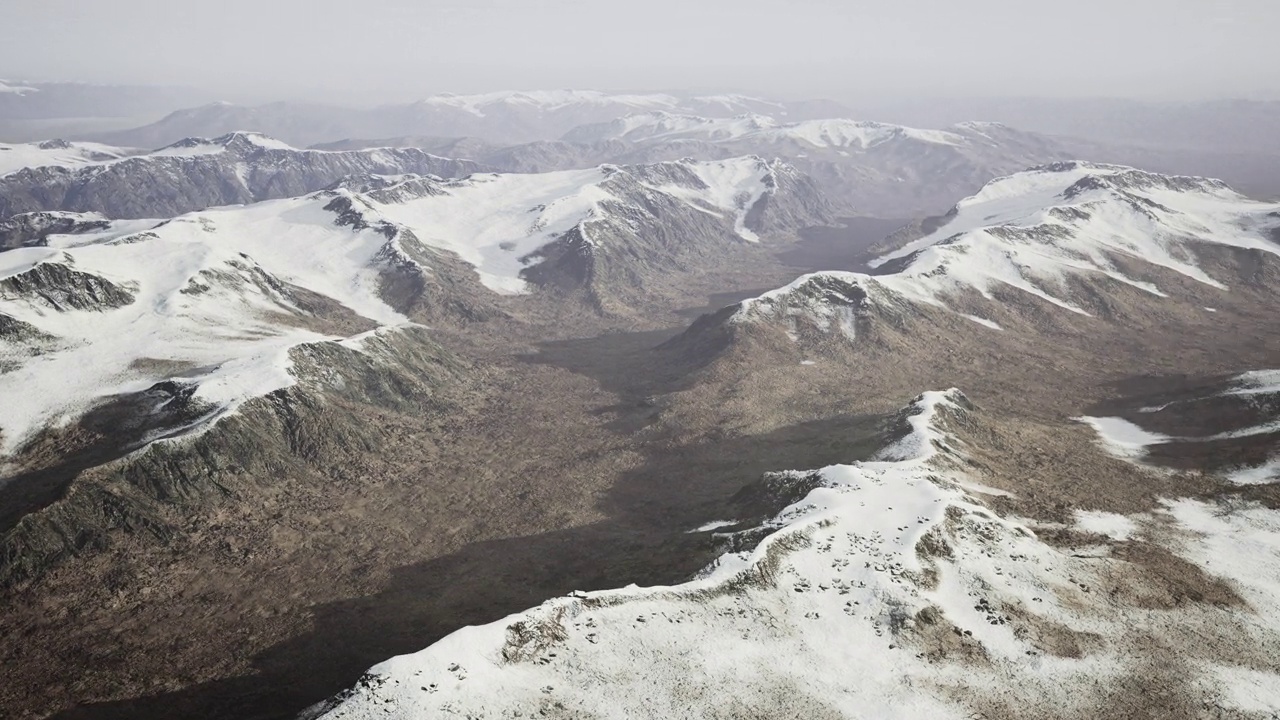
[0,211,111,249]
[0,325,469,589]
[0,261,134,311]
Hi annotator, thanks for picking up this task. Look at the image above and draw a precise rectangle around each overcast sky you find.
[2,0,1277,104]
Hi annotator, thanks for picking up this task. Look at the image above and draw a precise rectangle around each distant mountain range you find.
[0,131,484,224]
[86,91,855,149]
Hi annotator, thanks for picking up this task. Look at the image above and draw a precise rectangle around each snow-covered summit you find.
[152,130,297,156]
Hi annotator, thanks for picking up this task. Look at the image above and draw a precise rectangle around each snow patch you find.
[1074,510,1138,541]
[1075,416,1171,461]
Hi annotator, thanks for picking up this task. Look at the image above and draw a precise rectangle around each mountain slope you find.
[0,156,828,460]
[555,113,1078,215]
[0,138,136,176]
[0,131,485,222]
[312,389,1280,719]
[715,162,1280,347]
[348,157,831,311]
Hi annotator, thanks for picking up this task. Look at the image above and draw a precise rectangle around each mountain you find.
[346,157,831,313]
[311,164,1280,719]
[310,114,1079,217]
[0,131,485,224]
[308,384,1280,719]
[850,96,1280,156]
[87,101,371,151]
[561,113,1088,215]
[0,138,137,176]
[717,161,1280,342]
[89,92,854,148]
[0,155,828,534]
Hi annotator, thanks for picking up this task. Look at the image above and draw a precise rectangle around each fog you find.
[2,0,1278,105]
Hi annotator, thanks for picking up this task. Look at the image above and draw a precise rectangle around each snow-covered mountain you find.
[0,138,136,176]
[311,388,1280,719]
[723,162,1280,343]
[357,157,830,308]
[557,112,1080,216]
[0,156,826,460]
[92,92,853,149]
[0,131,485,224]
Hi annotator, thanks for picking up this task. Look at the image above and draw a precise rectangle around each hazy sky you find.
[2,0,1277,104]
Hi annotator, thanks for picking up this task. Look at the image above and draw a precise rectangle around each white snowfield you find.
[313,390,1280,719]
[1074,416,1172,461]
[0,156,791,455]
[736,162,1280,330]
[0,140,136,176]
[564,111,966,149]
[0,193,409,456]
[369,156,782,291]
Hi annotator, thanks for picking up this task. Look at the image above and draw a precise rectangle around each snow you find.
[662,157,775,242]
[688,520,737,533]
[1074,510,1138,540]
[961,314,1002,330]
[1228,459,1280,486]
[367,157,781,292]
[315,389,1280,718]
[566,111,965,150]
[1075,416,1170,460]
[0,132,301,177]
[737,163,1280,337]
[0,140,133,176]
[1231,369,1280,396]
[151,131,297,157]
[0,79,37,95]
[0,194,411,455]
[365,167,609,293]
[869,163,1279,308]
[1166,496,1280,623]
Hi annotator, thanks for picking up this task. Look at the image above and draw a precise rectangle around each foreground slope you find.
[313,391,1280,720]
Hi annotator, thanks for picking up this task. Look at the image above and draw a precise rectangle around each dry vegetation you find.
[1,225,1277,720]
